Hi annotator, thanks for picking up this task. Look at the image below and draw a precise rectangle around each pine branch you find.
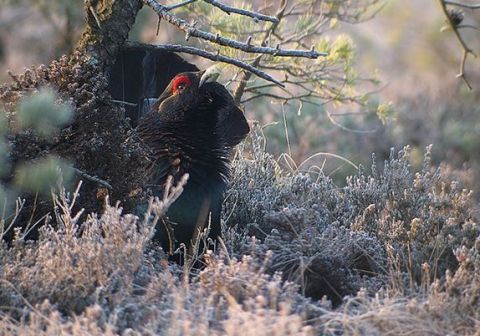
[201,0,279,23]
[142,0,326,58]
[125,41,285,87]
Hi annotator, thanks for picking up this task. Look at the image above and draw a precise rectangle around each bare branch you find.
[457,24,480,31]
[202,0,279,23]
[233,0,288,103]
[438,0,477,89]
[142,0,326,58]
[233,55,263,103]
[110,99,137,107]
[459,50,472,89]
[125,41,285,87]
[156,0,386,133]
[165,0,197,11]
[444,1,480,9]
[73,168,113,190]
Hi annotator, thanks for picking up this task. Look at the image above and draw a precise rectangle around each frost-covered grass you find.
[0,128,479,335]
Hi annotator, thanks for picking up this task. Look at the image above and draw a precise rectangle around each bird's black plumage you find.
[136,71,249,256]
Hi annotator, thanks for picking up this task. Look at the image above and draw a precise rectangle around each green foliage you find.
[14,156,72,195]
[326,34,355,65]
[296,14,316,32]
[181,0,384,123]
[0,88,73,205]
[376,101,394,125]
[443,120,480,155]
[16,88,73,140]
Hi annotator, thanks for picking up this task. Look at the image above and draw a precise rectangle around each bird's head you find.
[152,67,221,123]
[141,65,249,148]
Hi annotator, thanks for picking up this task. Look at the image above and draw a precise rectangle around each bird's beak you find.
[199,65,221,88]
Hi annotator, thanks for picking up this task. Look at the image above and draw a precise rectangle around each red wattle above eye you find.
[171,75,192,93]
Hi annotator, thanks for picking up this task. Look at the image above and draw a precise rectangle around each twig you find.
[457,24,480,31]
[143,0,326,58]
[73,168,113,190]
[233,0,287,103]
[125,41,285,87]
[233,55,263,103]
[281,103,292,157]
[109,99,138,107]
[165,0,197,10]
[202,0,279,23]
[0,199,26,240]
[444,1,480,9]
[438,0,477,89]
[326,110,377,134]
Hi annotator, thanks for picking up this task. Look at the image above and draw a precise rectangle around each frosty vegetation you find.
[0,0,479,335]
[0,122,478,335]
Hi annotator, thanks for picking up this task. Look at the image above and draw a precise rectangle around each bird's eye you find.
[171,75,192,94]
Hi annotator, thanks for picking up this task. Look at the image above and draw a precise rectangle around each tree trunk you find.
[76,0,143,71]
[0,0,153,239]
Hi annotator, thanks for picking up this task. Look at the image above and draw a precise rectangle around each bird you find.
[136,68,249,258]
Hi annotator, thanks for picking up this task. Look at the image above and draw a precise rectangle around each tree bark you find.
[76,0,143,71]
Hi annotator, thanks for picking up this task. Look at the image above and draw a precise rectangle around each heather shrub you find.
[224,127,479,303]
[1,1,479,334]
[0,116,480,335]
[115,253,318,335]
[0,185,175,315]
[0,302,117,336]
[312,237,480,335]
[0,125,478,335]
[344,146,478,283]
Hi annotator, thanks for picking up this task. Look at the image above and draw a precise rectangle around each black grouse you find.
[136,69,249,256]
